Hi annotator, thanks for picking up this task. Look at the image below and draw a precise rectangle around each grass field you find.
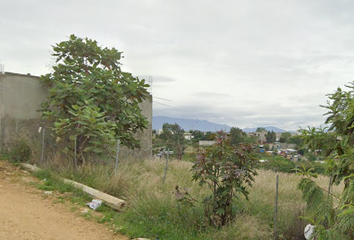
[23,155,342,240]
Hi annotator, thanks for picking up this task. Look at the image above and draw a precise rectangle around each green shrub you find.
[306,152,318,161]
[191,132,258,227]
[9,139,32,162]
[259,156,326,174]
[259,156,296,173]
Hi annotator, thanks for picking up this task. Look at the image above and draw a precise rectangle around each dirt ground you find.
[0,160,130,240]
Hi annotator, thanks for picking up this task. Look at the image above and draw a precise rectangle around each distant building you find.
[268,142,297,150]
[199,140,216,146]
[247,131,267,144]
[247,131,298,144]
[184,132,193,140]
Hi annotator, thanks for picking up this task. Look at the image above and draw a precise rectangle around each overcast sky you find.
[2,0,354,131]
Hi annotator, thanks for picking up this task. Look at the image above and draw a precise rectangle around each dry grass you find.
[32,155,344,239]
[241,170,344,238]
[209,214,273,240]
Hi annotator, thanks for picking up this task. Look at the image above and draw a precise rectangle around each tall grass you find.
[33,155,342,240]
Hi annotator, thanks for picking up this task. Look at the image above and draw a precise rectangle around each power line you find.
[154,96,172,102]
[154,101,170,107]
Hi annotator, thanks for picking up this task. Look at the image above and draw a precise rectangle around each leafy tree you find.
[157,123,186,159]
[288,135,303,146]
[189,130,204,143]
[204,131,216,140]
[40,35,149,161]
[279,132,292,143]
[256,127,266,132]
[242,134,257,144]
[265,130,276,143]
[297,83,354,239]
[229,127,246,145]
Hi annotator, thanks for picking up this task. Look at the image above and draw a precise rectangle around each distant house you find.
[247,131,267,144]
[199,140,216,146]
[184,132,193,140]
[248,131,298,144]
[268,142,297,150]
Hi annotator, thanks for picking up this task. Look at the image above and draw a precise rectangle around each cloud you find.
[2,0,354,130]
[193,92,233,99]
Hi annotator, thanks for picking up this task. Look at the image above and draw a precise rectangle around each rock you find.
[81,208,89,214]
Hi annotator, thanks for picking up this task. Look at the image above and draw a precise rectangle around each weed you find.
[23,153,341,239]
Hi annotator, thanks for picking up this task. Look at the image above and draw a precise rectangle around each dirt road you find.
[0,160,129,240]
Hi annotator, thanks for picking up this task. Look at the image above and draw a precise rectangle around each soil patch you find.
[0,160,129,240]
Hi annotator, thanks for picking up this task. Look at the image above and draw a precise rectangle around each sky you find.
[2,0,354,131]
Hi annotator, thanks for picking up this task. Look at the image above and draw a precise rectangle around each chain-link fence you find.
[1,116,152,172]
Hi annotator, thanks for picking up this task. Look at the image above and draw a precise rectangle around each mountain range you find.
[153,116,289,133]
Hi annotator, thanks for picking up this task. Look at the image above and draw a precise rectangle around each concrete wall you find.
[199,140,216,146]
[0,73,47,119]
[0,72,47,151]
[0,72,152,159]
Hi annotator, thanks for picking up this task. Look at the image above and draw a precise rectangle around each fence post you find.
[163,149,169,184]
[15,119,18,134]
[328,175,332,197]
[114,139,120,175]
[0,116,3,152]
[274,174,279,240]
[74,135,77,169]
[40,127,45,162]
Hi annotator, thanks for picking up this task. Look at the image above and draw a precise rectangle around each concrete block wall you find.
[0,72,47,152]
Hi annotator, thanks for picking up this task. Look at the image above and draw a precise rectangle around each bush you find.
[306,152,318,161]
[191,132,258,227]
[259,156,326,174]
[259,156,296,173]
[9,139,32,162]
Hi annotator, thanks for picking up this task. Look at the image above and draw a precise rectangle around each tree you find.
[256,127,266,132]
[242,134,257,144]
[157,123,186,159]
[279,132,292,143]
[40,35,149,161]
[288,135,303,146]
[297,83,354,239]
[189,130,204,143]
[265,130,276,143]
[204,131,216,140]
[229,127,246,145]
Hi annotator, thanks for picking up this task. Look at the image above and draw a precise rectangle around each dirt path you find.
[0,160,130,240]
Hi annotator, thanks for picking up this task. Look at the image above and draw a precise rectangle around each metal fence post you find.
[15,119,18,134]
[74,135,77,169]
[163,149,169,184]
[40,127,45,162]
[274,174,279,240]
[114,139,120,175]
[328,175,332,197]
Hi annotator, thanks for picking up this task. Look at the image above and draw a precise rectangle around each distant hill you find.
[153,116,289,133]
[242,126,287,133]
[153,116,231,132]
